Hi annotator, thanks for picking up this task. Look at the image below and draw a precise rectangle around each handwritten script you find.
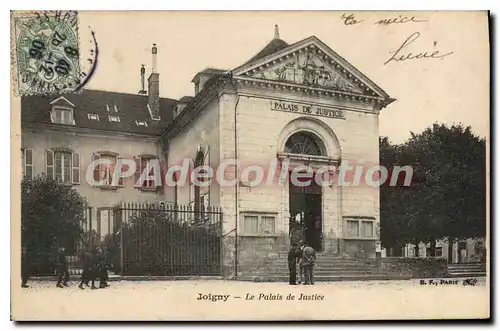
[384,32,454,65]
[340,13,428,26]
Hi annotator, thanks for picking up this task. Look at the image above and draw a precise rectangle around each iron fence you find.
[115,202,223,276]
[25,202,223,277]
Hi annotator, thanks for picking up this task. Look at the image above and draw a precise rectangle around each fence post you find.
[120,203,124,276]
[88,207,93,247]
[220,209,224,277]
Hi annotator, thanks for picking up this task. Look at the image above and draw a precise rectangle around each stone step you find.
[239,274,411,282]
[448,271,486,277]
[448,267,484,272]
[249,266,382,272]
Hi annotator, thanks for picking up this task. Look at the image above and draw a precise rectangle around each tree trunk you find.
[448,238,454,263]
[414,240,419,257]
[430,241,436,257]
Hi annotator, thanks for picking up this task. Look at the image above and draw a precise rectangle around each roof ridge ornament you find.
[274,24,280,39]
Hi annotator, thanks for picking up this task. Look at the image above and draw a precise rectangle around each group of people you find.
[288,240,316,285]
[21,246,111,290]
[78,246,111,290]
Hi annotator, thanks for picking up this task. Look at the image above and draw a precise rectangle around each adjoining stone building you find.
[21,28,396,278]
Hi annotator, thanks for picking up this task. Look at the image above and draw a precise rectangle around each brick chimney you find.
[148,43,160,120]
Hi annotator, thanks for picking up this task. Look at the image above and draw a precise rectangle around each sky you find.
[77,11,489,144]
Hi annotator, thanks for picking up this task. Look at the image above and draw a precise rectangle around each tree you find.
[22,174,87,274]
[380,124,486,258]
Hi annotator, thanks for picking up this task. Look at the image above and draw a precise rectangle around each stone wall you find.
[222,234,290,278]
[343,239,376,258]
[379,257,448,278]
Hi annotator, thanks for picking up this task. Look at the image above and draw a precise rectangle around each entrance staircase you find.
[239,252,408,282]
[447,263,486,278]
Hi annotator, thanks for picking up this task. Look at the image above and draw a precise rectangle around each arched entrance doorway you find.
[285,131,325,251]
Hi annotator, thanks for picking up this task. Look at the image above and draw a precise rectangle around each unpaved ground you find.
[12,278,489,320]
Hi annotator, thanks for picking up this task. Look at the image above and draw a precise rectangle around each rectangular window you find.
[135,156,159,189]
[23,149,33,179]
[347,220,359,237]
[108,116,120,122]
[361,221,373,238]
[242,213,276,235]
[87,113,99,121]
[100,155,117,186]
[435,247,443,257]
[53,108,73,125]
[54,152,72,183]
[261,216,275,234]
[91,153,120,187]
[243,215,259,234]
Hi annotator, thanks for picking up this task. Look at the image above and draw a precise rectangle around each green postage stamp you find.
[12,11,84,96]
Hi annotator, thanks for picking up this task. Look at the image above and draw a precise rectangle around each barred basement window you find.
[108,115,120,122]
[135,120,148,127]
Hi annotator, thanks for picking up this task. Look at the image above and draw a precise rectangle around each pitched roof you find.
[244,38,289,65]
[21,89,177,136]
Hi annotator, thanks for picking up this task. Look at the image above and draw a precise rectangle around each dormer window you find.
[88,113,99,121]
[108,116,120,122]
[114,105,119,112]
[53,108,73,125]
[135,120,148,127]
[49,97,75,126]
[106,104,110,112]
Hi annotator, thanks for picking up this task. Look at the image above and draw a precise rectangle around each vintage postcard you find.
[10,10,490,321]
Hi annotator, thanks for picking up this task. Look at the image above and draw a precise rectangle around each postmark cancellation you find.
[11,11,85,96]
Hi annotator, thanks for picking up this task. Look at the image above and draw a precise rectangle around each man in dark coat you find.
[287,243,300,285]
[79,250,93,289]
[56,247,69,288]
[89,247,100,290]
[21,245,30,288]
[301,241,316,285]
[98,249,110,288]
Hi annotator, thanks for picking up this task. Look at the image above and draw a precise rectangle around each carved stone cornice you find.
[232,76,385,106]
[232,36,396,109]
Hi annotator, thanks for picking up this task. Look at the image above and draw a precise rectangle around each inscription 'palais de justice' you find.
[270,101,346,120]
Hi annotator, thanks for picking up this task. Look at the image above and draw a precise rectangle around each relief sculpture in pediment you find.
[261,51,360,93]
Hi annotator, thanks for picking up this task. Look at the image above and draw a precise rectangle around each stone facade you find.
[163,36,394,277]
[22,34,395,279]
[21,123,165,237]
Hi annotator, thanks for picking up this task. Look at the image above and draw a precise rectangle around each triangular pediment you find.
[233,36,391,100]
[50,96,75,108]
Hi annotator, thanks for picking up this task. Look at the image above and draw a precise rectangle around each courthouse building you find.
[21,27,396,276]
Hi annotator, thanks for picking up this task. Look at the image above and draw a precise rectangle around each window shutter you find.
[134,157,141,187]
[45,150,54,179]
[92,153,100,184]
[147,159,155,188]
[118,157,125,187]
[72,152,80,184]
[24,148,33,179]
[159,162,166,189]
